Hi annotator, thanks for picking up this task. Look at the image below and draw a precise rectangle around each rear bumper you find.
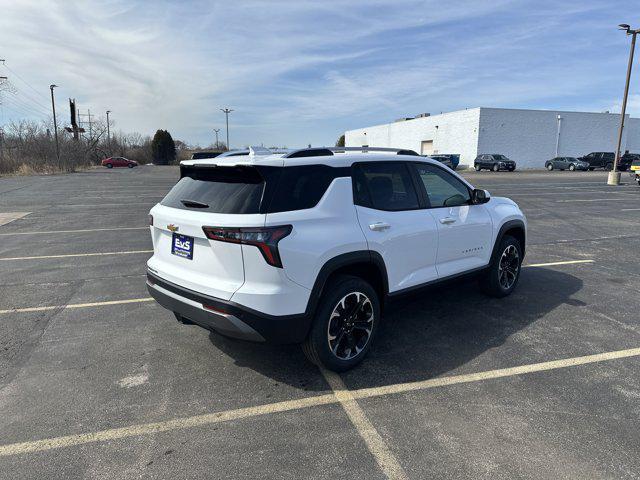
[147,271,312,344]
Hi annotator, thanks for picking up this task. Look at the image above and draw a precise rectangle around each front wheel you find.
[480,235,522,298]
[128,163,134,168]
[547,163,553,171]
[492,164,499,172]
[569,164,576,171]
[474,164,481,172]
[302,275,380,372]
[605,163,614,171]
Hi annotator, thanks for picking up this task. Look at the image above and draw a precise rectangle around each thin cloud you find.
[0,0,638,147]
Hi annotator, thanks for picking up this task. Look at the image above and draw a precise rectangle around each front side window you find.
[353,162,420,211]
[413,163,470,208]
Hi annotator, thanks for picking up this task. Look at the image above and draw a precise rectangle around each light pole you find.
[49,84,60,167]
[609,24,639,186]
[106,110,111,154]
[213,128,220,149]
[221,108,233,150]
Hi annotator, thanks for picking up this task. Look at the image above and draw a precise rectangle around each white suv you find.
[147,147,526,371]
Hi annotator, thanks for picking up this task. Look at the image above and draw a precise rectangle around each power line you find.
[1,60,49,102]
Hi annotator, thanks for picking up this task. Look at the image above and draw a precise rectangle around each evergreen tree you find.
[151,129,176,165]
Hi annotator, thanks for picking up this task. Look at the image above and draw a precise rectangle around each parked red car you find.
[102,157,138,168]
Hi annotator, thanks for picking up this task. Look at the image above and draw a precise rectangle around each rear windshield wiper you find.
[180,199,209,208]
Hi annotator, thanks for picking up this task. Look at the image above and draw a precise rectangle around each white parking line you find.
[525,260,594,267]
[322,369,408,480]
[0,227,148,236]
[0,250,153,261]
[0,298,154,314]
[621,208,640,211]
[1,346,638,457]
[556,198,624,203]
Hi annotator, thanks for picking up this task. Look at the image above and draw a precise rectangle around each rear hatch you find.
[148,165,269,300]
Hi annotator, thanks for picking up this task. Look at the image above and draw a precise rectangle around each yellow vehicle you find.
[631,159,640,186]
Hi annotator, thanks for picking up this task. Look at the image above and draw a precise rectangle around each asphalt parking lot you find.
[1,166,640,479]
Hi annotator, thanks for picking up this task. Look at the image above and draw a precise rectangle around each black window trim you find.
[408,161,474,210]
[351,161,425,212]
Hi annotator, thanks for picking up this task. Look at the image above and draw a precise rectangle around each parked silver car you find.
[545,157,589,171]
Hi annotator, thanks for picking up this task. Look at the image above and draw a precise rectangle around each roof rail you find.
[284,147,419,158]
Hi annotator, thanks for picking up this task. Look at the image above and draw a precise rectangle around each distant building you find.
[345,107,640,169]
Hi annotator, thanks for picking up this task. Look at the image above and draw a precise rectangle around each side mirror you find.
[471,189,490,204]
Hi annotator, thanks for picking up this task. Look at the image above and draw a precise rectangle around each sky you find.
[0,0,639,148]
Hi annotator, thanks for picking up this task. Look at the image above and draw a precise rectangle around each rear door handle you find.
[369,222,391,231]
[439,217,456,225]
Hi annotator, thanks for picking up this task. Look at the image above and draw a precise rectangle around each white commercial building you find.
[345,107,640,169]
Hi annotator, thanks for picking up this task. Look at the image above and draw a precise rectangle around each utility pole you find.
[213,128,220,149]
[106,110,111,153]
[221,108,233,150]
[50,84,60,167]
[609,24,639,186]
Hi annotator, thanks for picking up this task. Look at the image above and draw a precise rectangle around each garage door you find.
[421,140,434,155]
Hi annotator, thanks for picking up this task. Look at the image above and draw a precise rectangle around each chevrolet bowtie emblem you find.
[167,224,179,232]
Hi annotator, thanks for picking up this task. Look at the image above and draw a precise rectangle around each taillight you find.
[148,214,153,226]
[202,225,292,268]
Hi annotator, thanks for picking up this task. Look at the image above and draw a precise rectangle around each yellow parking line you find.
[322,369,408,480]
[0,250,153,261]
[0,298,154,314]
[0,227,148,236]
[525,259,594,267]
[1,346,639,457]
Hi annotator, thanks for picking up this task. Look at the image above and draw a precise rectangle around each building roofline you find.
[345,106,636,133]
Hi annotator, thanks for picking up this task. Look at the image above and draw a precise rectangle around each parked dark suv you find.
[474,154,516,172]
[578,152,635,171]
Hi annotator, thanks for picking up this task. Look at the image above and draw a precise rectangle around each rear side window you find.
[267,165,345,213]
[161,166,265,214]
[353,162,420,211]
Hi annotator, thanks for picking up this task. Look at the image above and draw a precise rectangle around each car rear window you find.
[162,164,349,214]
[161,166,265,214]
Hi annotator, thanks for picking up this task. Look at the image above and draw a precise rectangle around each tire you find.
[174,312,194,325]
[492,164,499,172]
[605,163,614,171]
[588,167,595,171]
[480,235,522,298]
[128,163,134,168]
[547,163,553,171]
[302,275,380,372]
[106,163,113,168]
[474,164,481,172]
[569,164,576,171]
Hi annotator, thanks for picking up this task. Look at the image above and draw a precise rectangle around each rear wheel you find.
[128,163,134,168]
[588,167,595,171]
[547,163,553,171]
[605,163,614,171]
[480,235,522,298]
[302,275,380,372]
[492,164,499,172]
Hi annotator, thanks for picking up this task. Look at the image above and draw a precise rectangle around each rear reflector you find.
[202,225,292,268]
[203,304,227,314]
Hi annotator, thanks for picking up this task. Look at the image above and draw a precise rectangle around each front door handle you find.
[369,222,391,231]
[439,217,456,225]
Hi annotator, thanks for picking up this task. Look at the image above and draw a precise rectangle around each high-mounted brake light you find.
[202,225,292,268]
